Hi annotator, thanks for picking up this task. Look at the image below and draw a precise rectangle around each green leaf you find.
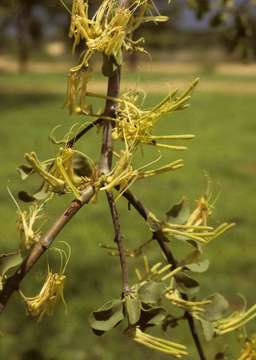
[17,165,34,180]
[166,198,190,225]
[139,304,167,330]
[203,293,229,321]
[0,252,23,291]
[18,191,35,203]
[180,250,201,266]
[200,318,215,341]
[72,153,93,177]
[162,314,179,331]
[186,259,210,273]
[138,281,165,305]
[102,55,115,77]
[175,273,200,295]
[88,299,124,334]
[125,296,141,325]
[19,183,50,203]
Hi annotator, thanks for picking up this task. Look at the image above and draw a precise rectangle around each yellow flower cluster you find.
[112,79,199,150]
[163,191,235,245]
[20,245,70,320]
[67,0,168,71]
[20,271,66,321]
[165,289,211,319]
[8,188,44,250]
[101,146,184,198]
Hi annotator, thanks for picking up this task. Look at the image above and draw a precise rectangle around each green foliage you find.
[0,1,256,359]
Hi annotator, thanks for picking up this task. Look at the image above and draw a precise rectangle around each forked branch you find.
[121,189,207,360]
[0,63,122,315]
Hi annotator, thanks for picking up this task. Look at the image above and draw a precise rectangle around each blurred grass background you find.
[0,60,256,359]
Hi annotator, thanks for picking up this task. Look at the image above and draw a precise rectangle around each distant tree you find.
[0,0,68,72]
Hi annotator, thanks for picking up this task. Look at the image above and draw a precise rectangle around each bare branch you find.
[106,191,130,296]
[0,65,121,315]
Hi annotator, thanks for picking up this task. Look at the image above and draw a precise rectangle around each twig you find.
[106,192,130,296]
[120,189,207,360]
[67,118,101,148]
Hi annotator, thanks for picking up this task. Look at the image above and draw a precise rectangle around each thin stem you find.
[106,191,130,295]
[67,118,101,148]
[120,189,207,360]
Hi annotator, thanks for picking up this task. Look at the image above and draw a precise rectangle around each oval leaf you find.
[175,273,200,295]
[139,304,167,330]
[186,259,210,273]
[88,299,124,333]
[72,153,93,177]
[0,252,23,291]
[138,281,165,305]
[200,318,215,341]
[203,293,229,321]
[166,198,190,225]
[125,296,141,325]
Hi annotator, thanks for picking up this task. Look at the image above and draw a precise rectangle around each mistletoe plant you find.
[0,1,255,359]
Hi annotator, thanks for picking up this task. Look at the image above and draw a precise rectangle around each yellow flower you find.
[130,327,188,358]
[100,146,184,197]
[214,304,256,335]
[112,79,199,150]
[162,185,235,245]
[238,335,256,360]
[8,187,45,250]
[20,244,70,320]
[67,0,168,70]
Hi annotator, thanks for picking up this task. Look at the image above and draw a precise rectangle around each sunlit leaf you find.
[186,259,210,273]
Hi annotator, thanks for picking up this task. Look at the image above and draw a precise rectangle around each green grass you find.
[0,69,255,360]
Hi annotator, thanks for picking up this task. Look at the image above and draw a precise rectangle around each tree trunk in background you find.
[16,2,32,73]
